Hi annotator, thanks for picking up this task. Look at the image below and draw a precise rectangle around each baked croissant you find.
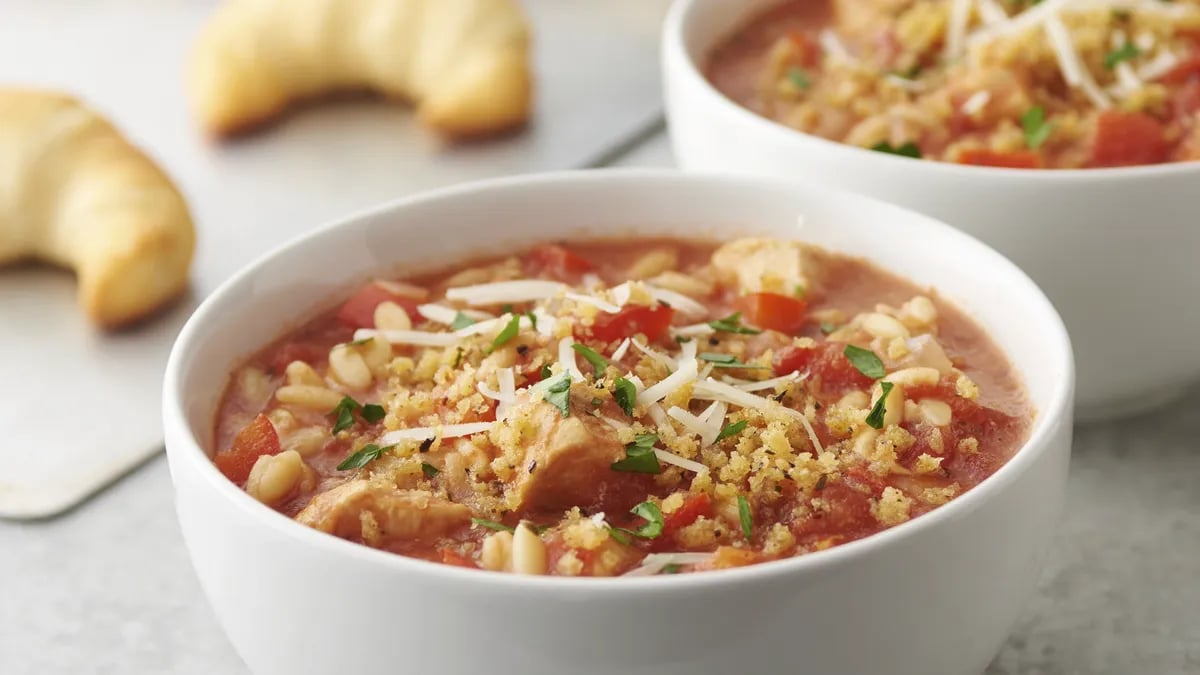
[0,90,195,329]
[188,0,533,139]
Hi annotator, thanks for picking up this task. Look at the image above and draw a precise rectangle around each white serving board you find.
[0,0,668,519]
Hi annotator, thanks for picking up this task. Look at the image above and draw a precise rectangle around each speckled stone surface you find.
[4,135,1199,674]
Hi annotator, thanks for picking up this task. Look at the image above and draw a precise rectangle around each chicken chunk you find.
[295,483,470,546]
[711,238,811,296]
[498,395,631,516]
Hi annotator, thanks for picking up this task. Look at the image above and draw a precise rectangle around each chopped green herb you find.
[865,381,894,429]
[794,284,807,298]
[500,304,514,314]
[843,345,885,379]
[1021,106,1053,150]
[539,364,553,380]
[590,397,603,407]
[613,377,637,416]
[871,141,921,158]
[471,518,514,533]
[715,420,748,443]
[348,336,375,347]
[571,343,609,380]
[674,335,692,344]
[893,64,922,79]
[336,443,391,471]
[1105,42,1142,70]
[819,321,838,335]
[544,372,573,417]
[787,68,811,90]
[486,314,521,354]
[360,403,386,424]
[419,438,434,453]
[330,396,361,434]
[699,352,769,369]
[421,462,439,478]
[451,347,464,369]
[708,312,762,335]
[660,563,682,574]
[607,526,632,545]
[526,311,538,331]
[629,501,665,539]
[611,434,661,474]
[737,495,753,540]
[450,312,476,331]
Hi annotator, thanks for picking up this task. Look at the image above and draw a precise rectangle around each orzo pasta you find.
[212,238,1030,576]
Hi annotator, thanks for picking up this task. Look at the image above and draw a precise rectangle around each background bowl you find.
[663,0,1200,422]
[163,170,1073,675]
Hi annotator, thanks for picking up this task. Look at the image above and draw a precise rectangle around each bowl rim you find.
[663,0,1200,180]
[163,168,1074,595]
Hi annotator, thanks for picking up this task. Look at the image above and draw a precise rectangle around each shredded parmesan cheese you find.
[1044,15,1111,108]
[379,422,494,445]
[623,552,714,577]
[446,280,566,306]
[416,304,492,325]
[558,337,585,381]
[654,448,709,474]
[611,338,632,361]
[564,291,621,314]
[734,371,806,392]
[353,328,460,347]
[945,0,974,59]
[638,358,699,407]
[961,90,992,115]
[818,29,852,62]
[645,285,708,317]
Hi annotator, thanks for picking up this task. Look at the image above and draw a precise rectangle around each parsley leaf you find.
[539,364,553,380]
[819,321,838,334]
[787,68,811,90]
[865,381,894,429]
[610,434,661,474]
[660,564,682,574]
[893,64,922,79]
[330,396,361,434]
[526,311,538,331]
[737,495,753,540]
[571,343,609,380]
[607,526,632,545]
[450,312,476,331]
[500,304,514,314]
[486,314,521,354]
[843,345,885,379]
[421,462,439,478]
[336,443,392,471]
[871,141,921,158]
[629,501,665,538]
[544,372,573,417]
[471,518,514,533]
[360,403,386,424]
[698,352,768,369]
[1021,106,1053,150]
[714,419,748,443]
[613,377,637,416]
[708,312,762,335]
[1104,42,1142,70]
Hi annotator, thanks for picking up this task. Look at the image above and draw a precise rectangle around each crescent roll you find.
[0,90,195,329]
[188,0,534,139]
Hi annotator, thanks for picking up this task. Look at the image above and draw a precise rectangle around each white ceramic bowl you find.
[663,0,1200,421]
[163,170,1073,675]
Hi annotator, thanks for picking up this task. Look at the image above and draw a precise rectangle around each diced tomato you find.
[213,414,281,485]
[957,148,1043,169]
[583,304,674,344]
[1089,110,1168,167]
[523,244,594,281]
[662,493,712,535]
[335,282,420,329]
[786,30,822,68]
[1163,52,1200,85]
[732,292,808,335]
[440,548,479,569]
[1173,80,1200,119]
[773,342,874,394]
[792,481,876,547]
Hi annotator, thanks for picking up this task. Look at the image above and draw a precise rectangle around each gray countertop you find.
[5,134,1199,675]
